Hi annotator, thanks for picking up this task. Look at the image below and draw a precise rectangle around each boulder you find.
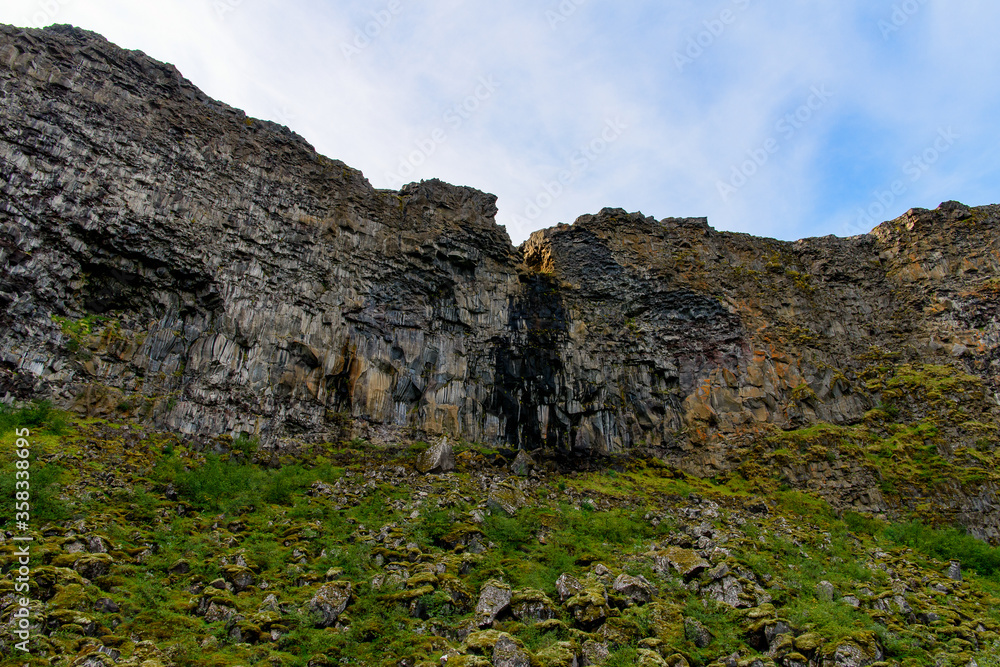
[306,581,352,628]
[651,546,709,579]
[556,573,584,602]
[415,437,455,474]
[510,449,535,476]
[474,580,512,627]
[487,484,526,515]
[684,617,713,648]
[493,633,531,667]
[816,580,836,602]
[510,588,557,623]
[612,573,657,605]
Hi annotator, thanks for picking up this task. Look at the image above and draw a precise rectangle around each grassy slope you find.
[1,402,999,667]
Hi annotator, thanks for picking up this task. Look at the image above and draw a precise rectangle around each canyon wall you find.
[1,24,998,534]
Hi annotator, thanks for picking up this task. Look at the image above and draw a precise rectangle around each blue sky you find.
[3,0,998,243]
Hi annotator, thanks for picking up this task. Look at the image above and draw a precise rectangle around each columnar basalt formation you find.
[1,25,998,534]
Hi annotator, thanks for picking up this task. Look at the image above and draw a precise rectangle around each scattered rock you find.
[510,588,557,623]
[816,580,836,601]
[581,639,610,666]
[510,449,535,477]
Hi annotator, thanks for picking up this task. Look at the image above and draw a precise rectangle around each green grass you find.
[0,399,57,433]
[883,521,1000,581]
[153,451,344,513]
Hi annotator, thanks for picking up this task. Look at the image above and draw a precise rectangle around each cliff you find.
[1,24,998,537]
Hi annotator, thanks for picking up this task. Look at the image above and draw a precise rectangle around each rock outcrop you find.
[1,24,998,533]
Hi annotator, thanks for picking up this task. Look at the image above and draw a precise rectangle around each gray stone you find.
[816,580,836,601]
[581,639,610,667]
[947,560,963,581]
[510,449,535,476]
[684,617,713,648]
[306,581,352,628]
[492,634,530,667]
[474,580,511,627]
[487,485,526,516]
[555,573,584,602]
[612,573,656,605]
[415,437,455,474]
[510,588,557,623]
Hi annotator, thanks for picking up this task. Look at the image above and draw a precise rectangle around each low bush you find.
[884,521,1000,580]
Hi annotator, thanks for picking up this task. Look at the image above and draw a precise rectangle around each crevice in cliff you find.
[490,271,572,451]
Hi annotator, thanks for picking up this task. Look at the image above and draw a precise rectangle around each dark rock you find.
[684,617,713,648]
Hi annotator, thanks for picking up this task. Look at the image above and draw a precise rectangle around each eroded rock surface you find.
[1,24,999,536]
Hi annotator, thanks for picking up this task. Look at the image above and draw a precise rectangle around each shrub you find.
[0,454,72,524]
[884,521,1000,580]
[0,400,53,433]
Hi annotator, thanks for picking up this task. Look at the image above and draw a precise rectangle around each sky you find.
[2,1,999,244]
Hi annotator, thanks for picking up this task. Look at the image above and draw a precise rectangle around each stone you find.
[474,580,511,627]
[415,437,455,474]
[636,649,667,666]
[947,560,963,581]
[580,640,610,666]
[565,578,610,630]
[169,559,191,574]
[651,547,710,579]
[510,449,535,476]
[816,580,836,601]
[533,641,578,666]
[684,617,713,648]
[612,573,656,605]
[487,485,526,516]
[510,588,557,623]
[555,573,584,602]
[492,634,530,667]
[306,581,352,628]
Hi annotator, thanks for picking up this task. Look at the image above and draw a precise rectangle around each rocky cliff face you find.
[1,25,998,535]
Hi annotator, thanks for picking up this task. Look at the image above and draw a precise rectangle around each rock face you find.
[1,26,999,531]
